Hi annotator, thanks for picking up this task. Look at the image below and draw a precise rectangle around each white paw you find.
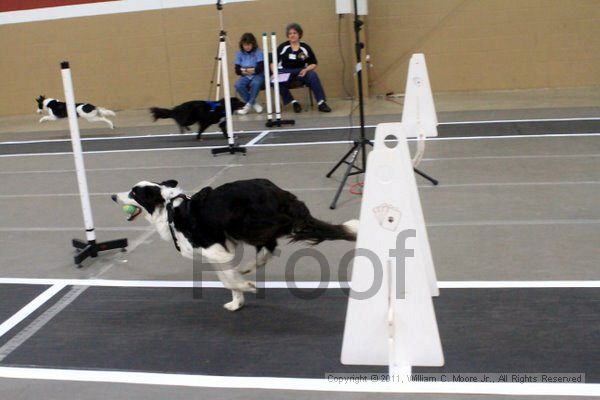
[223,300,243,311]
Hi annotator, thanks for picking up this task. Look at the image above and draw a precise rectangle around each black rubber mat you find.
[0,284,50,323]
[437,120,600,137]
[0,284,53,346]
[2,119,598,155]
[1,286,598,382]
[0,132,255,156]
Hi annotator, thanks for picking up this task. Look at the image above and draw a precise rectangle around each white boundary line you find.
[0,278,599,288]
[0,284,66,338]
[0,366,597,396]
[245,130,271,146]
[2,133,600,158]
[441,116,600,124]
[1,154,599,176]
[2,181,598,200]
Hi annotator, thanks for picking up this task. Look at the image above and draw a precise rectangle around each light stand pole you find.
[326,0,438,209]
[211,0,246,156]
[326,0,371,210]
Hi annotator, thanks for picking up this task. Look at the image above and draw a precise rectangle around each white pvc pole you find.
[215,56,222,101]
[262,33,273,123]
[60,61,96,243]
[218,37,235,146]
[270,33,282,120]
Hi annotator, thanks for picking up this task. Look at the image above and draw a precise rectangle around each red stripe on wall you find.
[0,0,116,13]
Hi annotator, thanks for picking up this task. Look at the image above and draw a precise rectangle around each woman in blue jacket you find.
[234,33,265,115]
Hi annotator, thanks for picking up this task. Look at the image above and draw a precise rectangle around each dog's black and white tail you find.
[150,107,173,121]
[289,202,358,245]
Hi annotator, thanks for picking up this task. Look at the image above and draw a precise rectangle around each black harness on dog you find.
[165,194,190,252]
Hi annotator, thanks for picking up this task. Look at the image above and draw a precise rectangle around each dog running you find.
[150,98,245,140]
[36,95,115,129]
[112,179,358,311]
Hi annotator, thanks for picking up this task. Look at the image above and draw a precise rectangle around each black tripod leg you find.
[330,148,360,209]
[414,167,439,185]
[326,143,358,178]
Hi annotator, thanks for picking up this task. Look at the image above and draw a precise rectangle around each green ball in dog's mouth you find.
[122,205,142,221]
[122,205,138,214]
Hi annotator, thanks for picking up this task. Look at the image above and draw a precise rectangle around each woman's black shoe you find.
[318,102,331,112]
[292,102,302,113]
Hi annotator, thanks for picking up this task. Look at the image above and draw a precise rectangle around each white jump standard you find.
[341,53,444,375]
[262,32,295,128]
[60,61,128,266]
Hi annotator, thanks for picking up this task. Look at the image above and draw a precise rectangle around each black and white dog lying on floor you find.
[112,179,358,311]
[150,98,245,140]
[36,95,115,129]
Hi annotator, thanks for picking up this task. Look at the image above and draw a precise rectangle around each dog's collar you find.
[206,101,220,113]
[165,194,190,252]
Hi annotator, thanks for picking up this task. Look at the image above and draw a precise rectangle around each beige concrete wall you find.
[0,0,598,116]
[366,0,600,94]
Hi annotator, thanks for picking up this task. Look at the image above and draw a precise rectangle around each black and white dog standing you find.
[36,95,115,129]
[112,179,358,311]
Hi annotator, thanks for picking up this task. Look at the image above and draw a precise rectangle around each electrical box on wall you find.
[336,0,368,15]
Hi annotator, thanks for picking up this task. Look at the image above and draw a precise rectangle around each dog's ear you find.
[160,180,178,188]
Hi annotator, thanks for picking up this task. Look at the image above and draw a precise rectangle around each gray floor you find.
[0,110,599,398]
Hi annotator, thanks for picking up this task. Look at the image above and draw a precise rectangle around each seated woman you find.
[276,22,331,113]
[234,33,265,115]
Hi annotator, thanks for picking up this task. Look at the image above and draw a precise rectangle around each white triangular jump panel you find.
[402,53,439,296]
[402,54,438,138]
[341,123,443,371]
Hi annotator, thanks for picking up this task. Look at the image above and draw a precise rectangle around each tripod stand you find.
[326,0,438,209]
[210,0,246,156]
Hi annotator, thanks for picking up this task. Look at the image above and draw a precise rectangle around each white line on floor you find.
[245,130,271,146]
[440,116,600,125]
[0,366,597,396]
[0,279,598,288]
[2,180,598,199]
[0,227,157,362]
[0,284,66,338]
[0,227,149,232]
[2,218,599,232]
[1,154,598,176]
[427,219,600,227]
[2,133,600,158]
[0,160,340,175]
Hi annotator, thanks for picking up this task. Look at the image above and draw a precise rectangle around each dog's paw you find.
[223,300,244,311]
[241,281,257,293]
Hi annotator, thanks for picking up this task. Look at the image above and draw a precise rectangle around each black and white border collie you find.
[112,179,358,311]
[36,95,115,129]
[150,98,245,140]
